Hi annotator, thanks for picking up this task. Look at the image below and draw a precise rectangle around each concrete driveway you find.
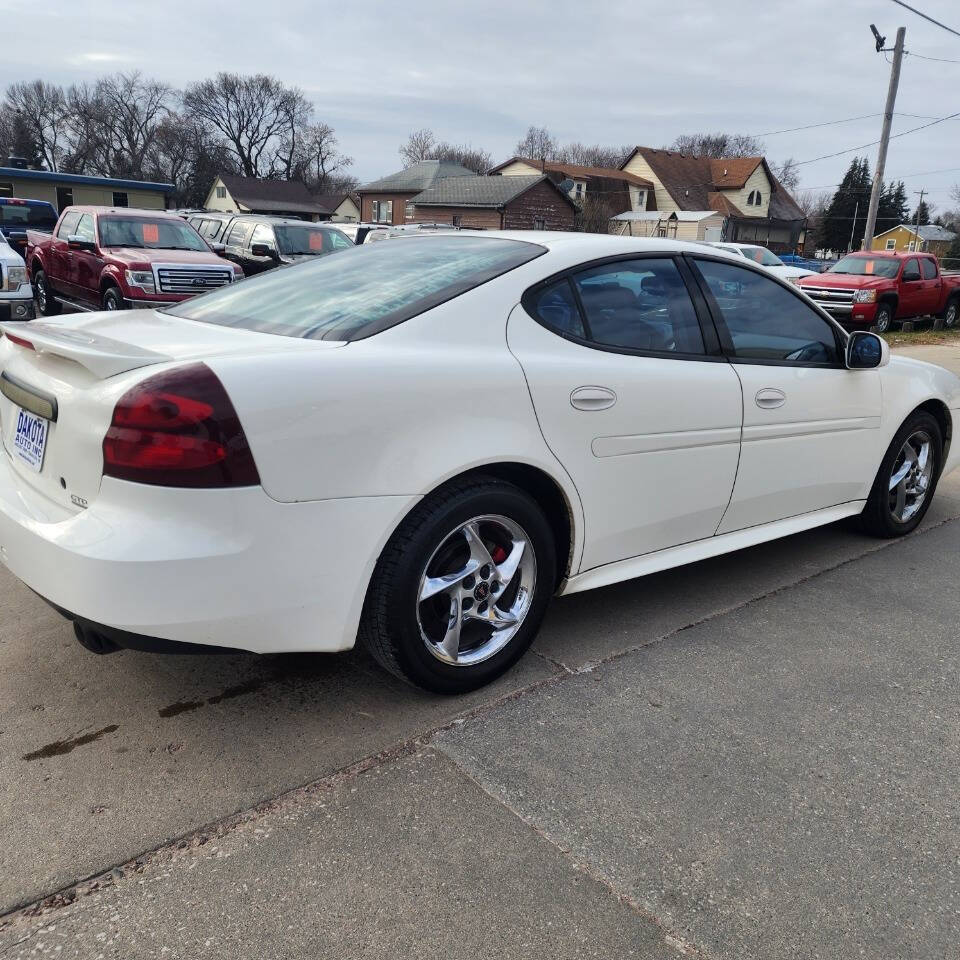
[1,343,959,957]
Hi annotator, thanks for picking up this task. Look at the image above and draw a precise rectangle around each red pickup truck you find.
[26,206,242,315]
[797,251,960,333]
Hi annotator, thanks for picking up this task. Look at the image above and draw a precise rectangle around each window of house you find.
[371,200,393,223]
[656,225,668,237]
[112,191,128,207]
[907,241,916,251]
[534,217,546,230]
[405,201,415,220]
[746,191,755,205]
[215,186,227,199]
[693,258,840,365]
[633,189,645,211]
[452,215,462,228]
[0,183,12,198]
[574,182,584,199]
[885,238,896,250]
[56,187,73,212]
[754,191,762,205]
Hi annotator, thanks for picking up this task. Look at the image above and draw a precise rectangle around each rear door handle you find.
[755,388,786,409]
[570,386,617,411]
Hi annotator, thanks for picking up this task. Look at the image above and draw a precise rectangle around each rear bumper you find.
[0,457,417,653]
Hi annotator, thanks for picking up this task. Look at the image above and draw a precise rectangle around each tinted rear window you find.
[0,202,57,230]
[166,235,545,341]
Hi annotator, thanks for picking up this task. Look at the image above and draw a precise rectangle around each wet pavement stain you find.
[22,724,119,761]
[158,678,266,717]
[158,699,204,718]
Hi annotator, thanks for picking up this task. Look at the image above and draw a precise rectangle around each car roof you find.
[65,206,184,218]
[846,250,930,259]
[220,214,339,227]
[0,197,56,207]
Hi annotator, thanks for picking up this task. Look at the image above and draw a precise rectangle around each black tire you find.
[32,269,61,316]
[873,302,894,334]
[360,476,556,693]
[941,297,959,329]
[859,410,942,538]
[102,286,126,311]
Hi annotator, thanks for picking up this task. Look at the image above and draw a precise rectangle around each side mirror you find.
[251,242,278,259]
[903,270,921,282]
[209,241,226,254]
[847,330,889,369]
[66,235,96,252]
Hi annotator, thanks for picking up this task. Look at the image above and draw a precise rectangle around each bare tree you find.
[430,141,492,174]
[147,114,238,207]
[3,80,68,170]
[292,122,354,190]
[182,73,312,179]
[771,157,800,193]
[554,142,632,169]
[668,132,765,158]
[515,125,557,162]
[399,128,436,166]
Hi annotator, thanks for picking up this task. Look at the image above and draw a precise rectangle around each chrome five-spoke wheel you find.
[417,515,536,666]
[888,429,934,523]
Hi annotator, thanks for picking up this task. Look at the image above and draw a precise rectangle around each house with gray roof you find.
[356,159,477,225]
[409,174,576,231]
[205,174,332,221]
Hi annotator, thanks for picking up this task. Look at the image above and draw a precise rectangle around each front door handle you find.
[570,385,617,411]
[755,387,786,409]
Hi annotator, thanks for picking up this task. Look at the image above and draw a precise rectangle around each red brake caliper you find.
[490,545,508,565]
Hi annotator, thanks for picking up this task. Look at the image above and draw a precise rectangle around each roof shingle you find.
[411,174,575,209]
[358,159,477,194]
[218,174,331,215]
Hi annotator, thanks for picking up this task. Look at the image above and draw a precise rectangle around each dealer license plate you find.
[10,406,48,472]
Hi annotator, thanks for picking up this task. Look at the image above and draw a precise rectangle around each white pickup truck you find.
[0,233,33,321]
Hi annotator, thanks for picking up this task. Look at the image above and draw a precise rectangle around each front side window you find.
[56,211,81,238]
[98,216,208,251]
[74,213,95,243]
[694,258,840,365]
[250,223,274,249]
[903,258,920,280]
[920,257,938,279]
[167,235,545,341]
[572,259,705,354]
[112,192,128,207]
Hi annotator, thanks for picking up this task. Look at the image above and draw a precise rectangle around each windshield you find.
[828,255,901,279]
[738,246,783,267]
[274,224,353,256]
[0,203,57,232]
[99,216,209,251]
[167,235,545,341]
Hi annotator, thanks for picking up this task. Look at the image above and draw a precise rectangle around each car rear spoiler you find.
[0,321,169,378]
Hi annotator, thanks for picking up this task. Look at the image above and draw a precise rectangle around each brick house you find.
[489,156,652,217]
[355,159,476,226]
[409,175,576,231]
[619,147,807,252]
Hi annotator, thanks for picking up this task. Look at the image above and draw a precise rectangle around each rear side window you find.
[56,211,81,238]
[694,258,840,365]
[572,259,704,354]
[225,221,253,248]
[920,258,938,279]
[167,235,545,341]
[530,280,586,338]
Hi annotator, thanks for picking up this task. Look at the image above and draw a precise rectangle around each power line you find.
[751,113,880,137]
[888,0,960,39]
[795,110,960,166]
[905,49,960,64]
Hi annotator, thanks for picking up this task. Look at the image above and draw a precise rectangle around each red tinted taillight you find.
[103,363,260,488]
[3,332,35,350]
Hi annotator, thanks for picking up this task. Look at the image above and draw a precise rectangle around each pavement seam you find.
[425,746,713,959]
[3,513,956,932]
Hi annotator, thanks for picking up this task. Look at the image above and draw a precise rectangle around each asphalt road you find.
[1,343,959,957]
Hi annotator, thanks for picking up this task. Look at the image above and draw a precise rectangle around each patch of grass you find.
[881,326,960,347]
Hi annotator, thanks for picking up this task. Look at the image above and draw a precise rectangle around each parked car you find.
[186,212,237,245]
[1,233,958,693]
[334,222,391,245]
[0,198,58,261]
[798,251,960,332]
[709,242,816,281]
[216,215,352,275]
[0,230,33,321]
[779,254,832,273]
[26,206,242,314]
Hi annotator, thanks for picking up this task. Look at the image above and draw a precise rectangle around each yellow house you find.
[871,223,957,257]
[0,165,172,211]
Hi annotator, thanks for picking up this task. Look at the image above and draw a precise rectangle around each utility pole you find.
[848,200,860,253]
[913,188,926,250]
[862,25,906,253]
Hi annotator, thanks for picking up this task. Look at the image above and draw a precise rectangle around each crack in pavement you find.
[3,513,957,933]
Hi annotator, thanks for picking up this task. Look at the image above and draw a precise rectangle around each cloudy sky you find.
[3,0,959,209]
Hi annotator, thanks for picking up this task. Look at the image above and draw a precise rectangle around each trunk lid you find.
[0,310,343,512]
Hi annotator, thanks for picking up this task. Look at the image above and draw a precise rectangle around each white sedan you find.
[709,242,817,281]
[1,233,958,693]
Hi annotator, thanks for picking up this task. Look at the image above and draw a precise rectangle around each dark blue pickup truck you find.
[0,198,58,260]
